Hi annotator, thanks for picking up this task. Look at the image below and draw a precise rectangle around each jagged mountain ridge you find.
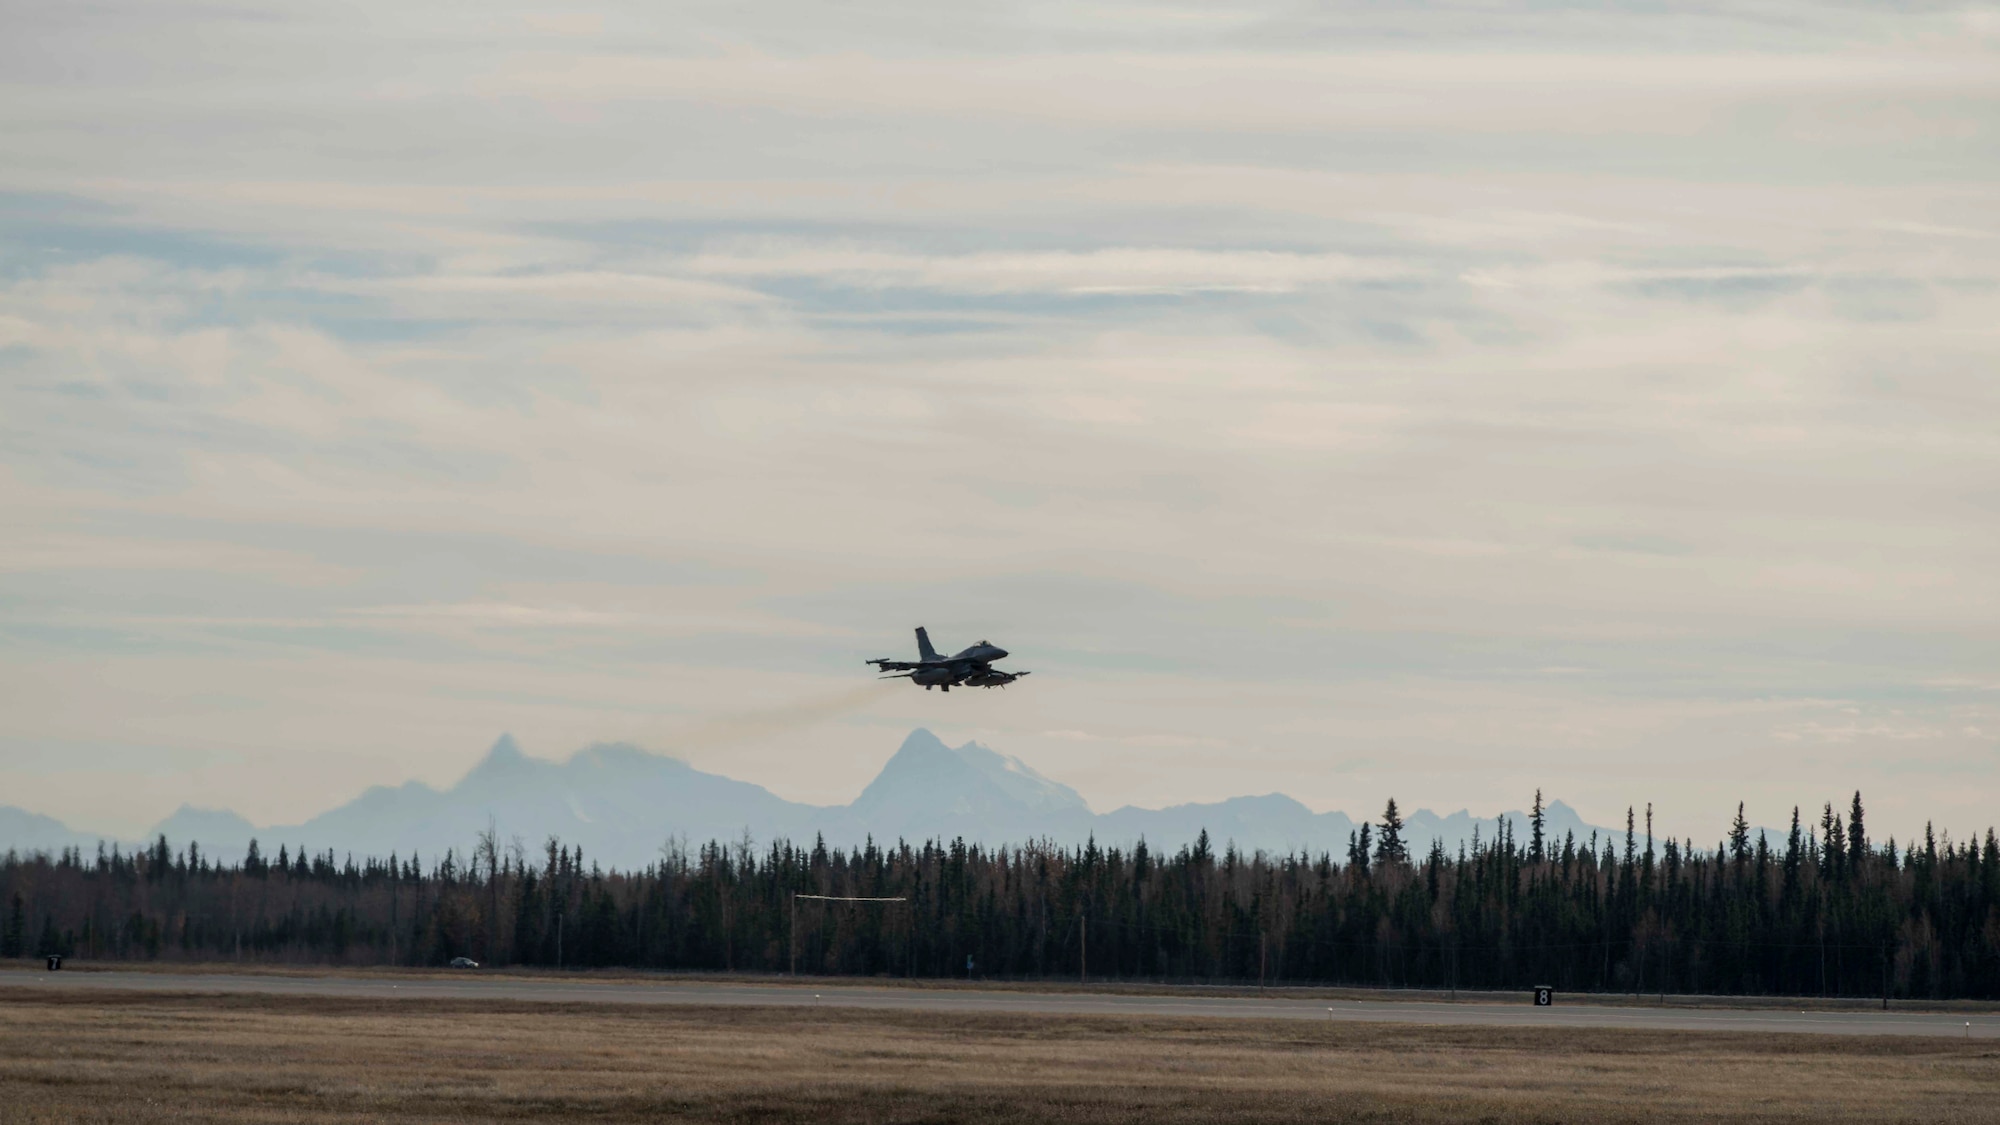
[5,729,1614,868]
[0,805,99,855]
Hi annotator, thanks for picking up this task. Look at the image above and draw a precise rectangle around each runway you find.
[4,969,1991,1039]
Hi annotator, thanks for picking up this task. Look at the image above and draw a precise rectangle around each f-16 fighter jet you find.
[868,627,1030,691]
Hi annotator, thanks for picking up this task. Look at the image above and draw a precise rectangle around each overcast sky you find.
[2,0,1996,847]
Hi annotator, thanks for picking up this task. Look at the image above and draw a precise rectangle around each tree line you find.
[4,792,1997,999]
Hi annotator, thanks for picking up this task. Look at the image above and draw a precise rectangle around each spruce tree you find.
[1529,790,1546,863]
[1848,792,1867,872]
[1819,804,1843,881]
[1729,803,1751,866]
[1376,798,1406,865]
[1782,808,1803,902]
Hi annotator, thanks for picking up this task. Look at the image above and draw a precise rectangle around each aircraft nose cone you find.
[992,648,1008,660]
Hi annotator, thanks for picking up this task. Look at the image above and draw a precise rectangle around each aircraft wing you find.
[866,658,952,671]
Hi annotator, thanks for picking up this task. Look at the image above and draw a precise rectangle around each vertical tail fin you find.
[915,627,940,662]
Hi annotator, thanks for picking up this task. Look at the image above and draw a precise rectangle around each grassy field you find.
[2,990,1995,1124]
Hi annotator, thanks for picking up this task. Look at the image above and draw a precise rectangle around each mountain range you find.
[2,729,1614,869]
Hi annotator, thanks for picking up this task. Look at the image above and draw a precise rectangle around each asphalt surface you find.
[4,970,1992,1039]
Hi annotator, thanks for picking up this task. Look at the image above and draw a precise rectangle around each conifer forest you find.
[5,793,1998,1000]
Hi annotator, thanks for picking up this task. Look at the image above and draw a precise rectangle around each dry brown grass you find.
[1,990,1995,1124]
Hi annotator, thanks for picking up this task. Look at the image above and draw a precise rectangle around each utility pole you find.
[790,895,797,977]
[1259,932,1267,989]
[1080,915,1087,984]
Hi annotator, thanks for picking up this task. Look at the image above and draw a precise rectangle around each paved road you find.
[3,970,1991,1040]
